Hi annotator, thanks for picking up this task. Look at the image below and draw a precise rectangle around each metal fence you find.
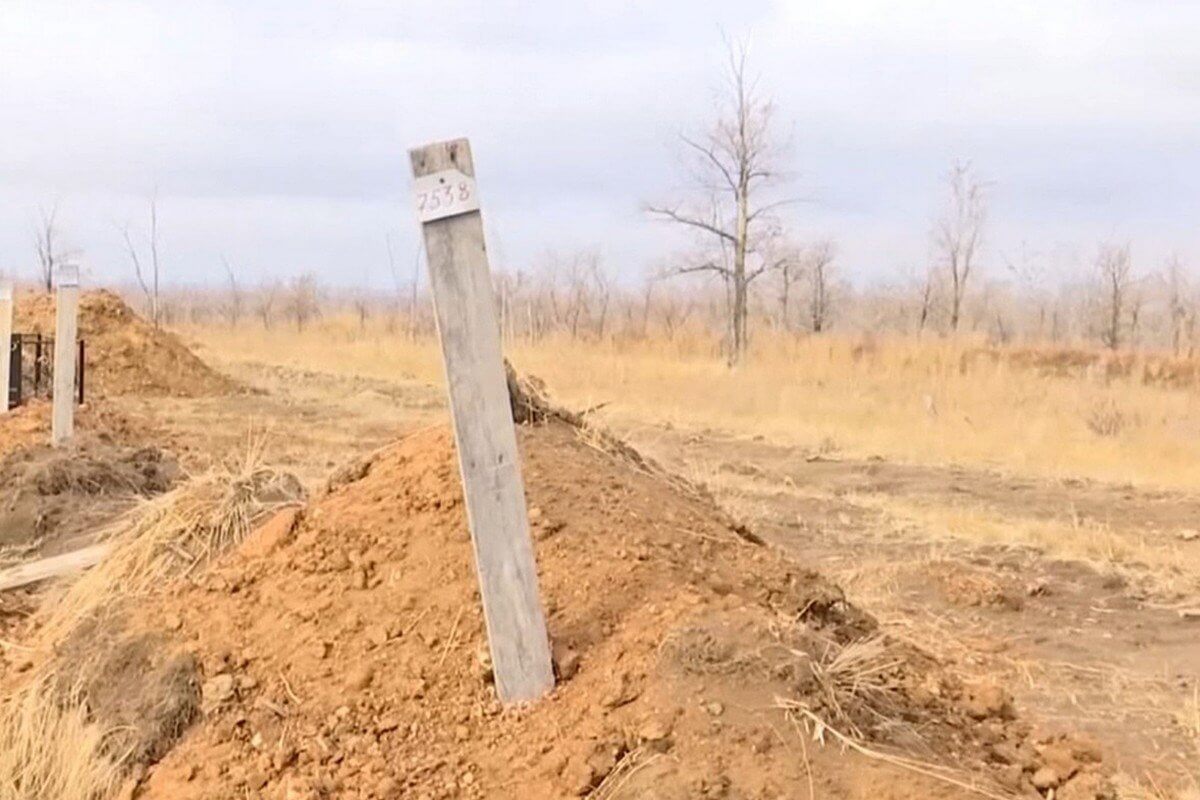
[6,334,85,411]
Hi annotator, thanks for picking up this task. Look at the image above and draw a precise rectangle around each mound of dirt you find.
[13,290,233,398]
[0,440,181,560]
[120,420,1111,800]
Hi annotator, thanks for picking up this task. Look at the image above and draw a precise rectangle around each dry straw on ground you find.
[0,451,303,800]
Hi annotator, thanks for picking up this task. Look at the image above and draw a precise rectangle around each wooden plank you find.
[409,138,554,703]
[52,266,79,446]
[0,543,110,592]
[0,281,11,415]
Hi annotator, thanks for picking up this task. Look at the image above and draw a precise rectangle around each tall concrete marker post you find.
[0,281,11,416]
[409,138,555,703]
[51,265,80,446]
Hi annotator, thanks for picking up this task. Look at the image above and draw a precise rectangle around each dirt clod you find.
[1032,766,1061,790]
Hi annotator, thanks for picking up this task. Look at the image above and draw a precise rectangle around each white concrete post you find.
[0,282,12,416]
[51,265,79,446]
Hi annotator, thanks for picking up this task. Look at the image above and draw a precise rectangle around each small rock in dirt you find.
[750,730,774,754]
[961,681,1014,721]
[244,768,269,791]
[1031,766,1061,791]
[375,716,402,734]
[1056,772,1113,800]
[474,646,494,684]
[552,642,580,681]
[599,673,639,709]
[366,625,390,647]
[1178,529,1199,542]
[202,674,237,710]
[586,747,618,785]
[1037,736,1090,782]
[562,757,596,796]
[637,714,674,749]
[242,507,301,559]
[988,740,1024,766]
[346,665,375,691]
[704,701,725,717]
[285,779,318,800]
[328,550,351,571]
[163,613,183,631]
[994,764,1024,792]
[274,745,298,770]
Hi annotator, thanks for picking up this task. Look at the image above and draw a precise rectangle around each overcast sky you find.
[1,1,1197,290]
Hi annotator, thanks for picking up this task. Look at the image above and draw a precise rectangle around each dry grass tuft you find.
[806,635,907,736]
[0,676,124,800]
[1086,397,1133,438]
[778,702,1018,800]
[36,453,302,647]
[590,747,664,800]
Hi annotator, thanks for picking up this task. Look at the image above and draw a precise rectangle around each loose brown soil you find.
[0,402,180,560]
[13,290,233,398]
[123,421,1109,799]
[636,425,1200,790]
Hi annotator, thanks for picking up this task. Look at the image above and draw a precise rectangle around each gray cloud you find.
[0,0,1197,289]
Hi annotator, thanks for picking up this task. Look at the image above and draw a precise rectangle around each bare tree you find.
[638,276,656,339]
[255,280,281,330]
[221,256,244,327]
[121,196,164,328]
[34,203,66,292]
[647,38,790,365]
[352,292,371,333]
[283,273,320,332]
[934,161,987,332]
[760,234,803,331]
[658,292,695,339]
[901,262,938,334]
[1096,242,1132,351]
[1003,242,1055,341]
[587,255,612,339]
[1164,254,1192,355]
[806,240,836,333]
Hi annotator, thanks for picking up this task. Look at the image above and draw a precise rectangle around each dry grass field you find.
[186,320,1200,491]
